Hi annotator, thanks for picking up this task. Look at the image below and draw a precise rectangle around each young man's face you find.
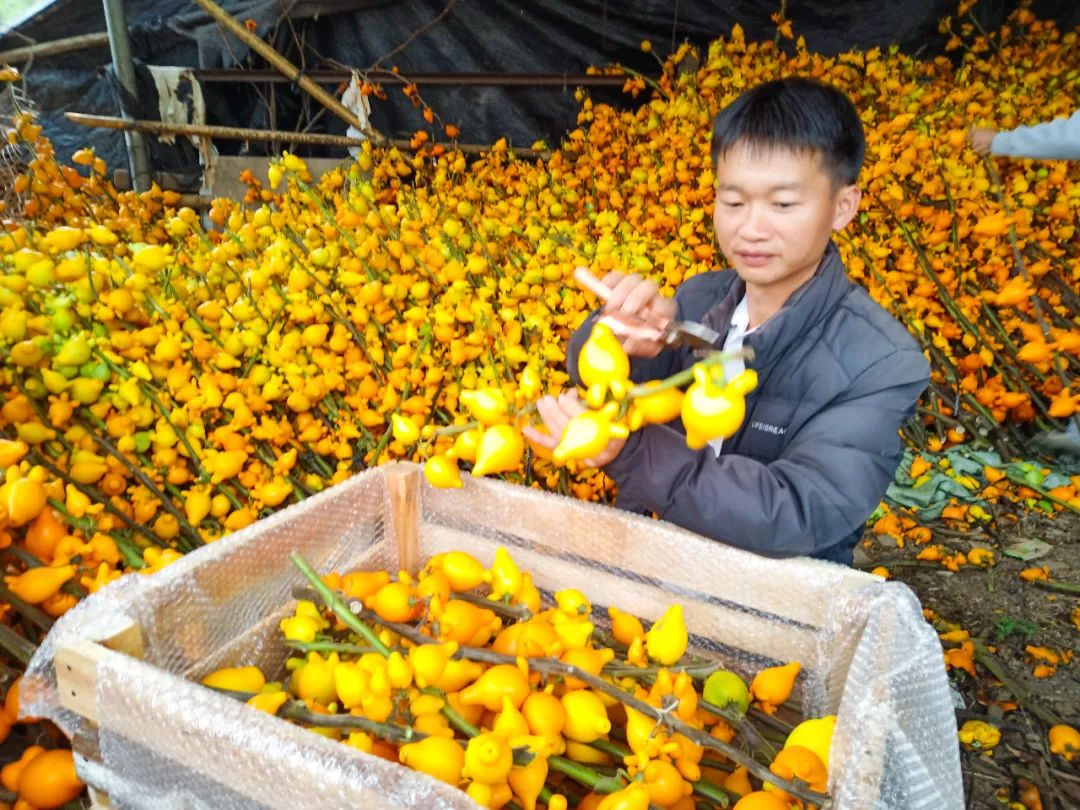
[712,142,860,294]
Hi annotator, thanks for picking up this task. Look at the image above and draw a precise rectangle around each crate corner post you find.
[384,462,421,573]
[54,620,144,808]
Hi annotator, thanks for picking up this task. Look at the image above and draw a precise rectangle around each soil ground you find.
[858,509,1080,809]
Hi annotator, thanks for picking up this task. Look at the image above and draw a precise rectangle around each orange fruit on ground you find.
[17,749,83,809]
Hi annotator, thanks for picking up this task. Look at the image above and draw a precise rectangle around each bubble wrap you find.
[23,463,962,809]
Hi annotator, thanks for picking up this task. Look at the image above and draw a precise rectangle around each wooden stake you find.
[0,33,110,65]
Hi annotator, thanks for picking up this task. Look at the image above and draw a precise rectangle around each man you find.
[969,110,1080,160]
[524,77,930,565]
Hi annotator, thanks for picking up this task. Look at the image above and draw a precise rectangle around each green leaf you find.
[133,432,152,453]
[995,616,1038,642]
[1002,539,1052,562]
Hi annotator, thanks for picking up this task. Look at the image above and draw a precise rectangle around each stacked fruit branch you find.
[193,546,836,809]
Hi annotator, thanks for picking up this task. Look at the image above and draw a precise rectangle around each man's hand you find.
[590,269,677,357]
[968,126,998,156]
[522,390,626,468]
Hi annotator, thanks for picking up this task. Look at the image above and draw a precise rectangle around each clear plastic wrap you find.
[23,463,963,809]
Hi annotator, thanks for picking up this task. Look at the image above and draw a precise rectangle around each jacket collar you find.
[701,241,851,370]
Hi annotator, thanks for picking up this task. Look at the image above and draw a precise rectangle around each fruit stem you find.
[289,552,393,656]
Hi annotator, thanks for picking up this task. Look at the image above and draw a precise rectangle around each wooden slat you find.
[55,622,143,724]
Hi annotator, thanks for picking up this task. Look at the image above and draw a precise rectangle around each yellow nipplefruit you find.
[596,783,650,810]
[460,663,530,711]
[560,690,611,743]
[429,551,486,592]
[424,454,463,488]
[750,661,801,714]
[399,736,465,785]
[1049,724,1080,761]
[522,690,566,742]
[645,604,688,665]
[201,665,266,694]
[607,606,645,646]
[471,424,524,477]
[462,732,513,784]
[785,715,836,770]
[291,652,339,705]
[5,565,75,604]
[246,691,289,715]
[409,641,459,688]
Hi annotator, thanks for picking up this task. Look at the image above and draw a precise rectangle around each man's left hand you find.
[522,390,626,468]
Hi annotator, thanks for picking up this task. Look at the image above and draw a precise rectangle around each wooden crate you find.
[44,463,951,809]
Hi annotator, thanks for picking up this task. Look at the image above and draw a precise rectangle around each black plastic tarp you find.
[3,0,1079,182]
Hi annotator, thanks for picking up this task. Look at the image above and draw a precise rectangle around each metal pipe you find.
[101,0,152,191]
[191,68,633,87]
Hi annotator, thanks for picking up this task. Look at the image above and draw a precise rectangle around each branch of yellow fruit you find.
[45,497,146,570]
[5,546,88,600]
[1031,578,1080,596]
[290,553,394,657]
[285,639,381,656]
[289,564,621,795]
[25,446,169,550]
[624,348,753,399]
[544,756,631,796]
[608,664,782,760]
[835,235,1021,452]
[0,581,55,632]
[297,583,827,805]
[614,65,668,99]
[89,351,213,483]
[587,738,737,807]
[366,332,434,465]
[885,211,1048,425]
[969,641,1064,729]
[431,348,754,442]
[279,699,425,740]
[269,224,385,374]
[209,684,432,742]
[1002,470,1080,515]
[78,413,204,551]
[0,625,37,667]
[253,446,312,502]
[985,159,1080,435]
[1026,244,1080,317]
[452,589,532,620]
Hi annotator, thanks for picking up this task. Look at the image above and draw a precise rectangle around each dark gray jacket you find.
[567,243,930,565]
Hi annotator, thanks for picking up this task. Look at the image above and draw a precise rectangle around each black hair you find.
[710,77,866,187]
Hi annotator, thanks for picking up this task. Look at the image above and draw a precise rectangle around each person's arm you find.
[990,110,1080,160]
[602,349,929,557]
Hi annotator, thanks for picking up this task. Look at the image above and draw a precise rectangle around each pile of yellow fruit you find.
[198,547,832,810]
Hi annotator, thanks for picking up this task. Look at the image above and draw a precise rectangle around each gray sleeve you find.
[991,110,1080,160]
[602,350,929,557]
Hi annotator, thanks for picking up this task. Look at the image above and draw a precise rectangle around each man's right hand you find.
[587,269,677,357]
[968,126,998,156]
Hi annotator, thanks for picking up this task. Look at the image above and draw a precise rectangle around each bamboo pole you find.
[192,0,386,144]
[0,33,110,65]
[65,112,548,158]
